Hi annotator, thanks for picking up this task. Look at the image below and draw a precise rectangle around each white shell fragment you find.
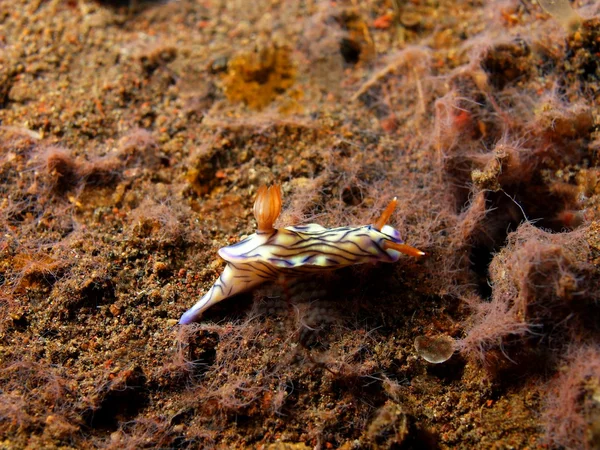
[414,335,455,364]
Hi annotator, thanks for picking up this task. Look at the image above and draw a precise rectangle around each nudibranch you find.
[179,184,424,324]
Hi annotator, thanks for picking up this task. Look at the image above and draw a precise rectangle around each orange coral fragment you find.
[373,13,394,29]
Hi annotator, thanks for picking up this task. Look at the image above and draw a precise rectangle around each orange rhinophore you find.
[253,184,282,233]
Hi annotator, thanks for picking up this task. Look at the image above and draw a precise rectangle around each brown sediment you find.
[0,0,599,448]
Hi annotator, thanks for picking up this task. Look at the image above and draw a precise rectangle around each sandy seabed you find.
[1,0,600,448]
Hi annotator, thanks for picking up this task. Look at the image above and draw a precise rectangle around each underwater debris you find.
[220,42,296,110]
[537,0,582,31]
[459,222,599,370]
[414,334,455,364]
[364,401,409,449]
[543,345,600,450]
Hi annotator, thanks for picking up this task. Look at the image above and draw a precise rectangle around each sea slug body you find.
[179,184,424,324]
